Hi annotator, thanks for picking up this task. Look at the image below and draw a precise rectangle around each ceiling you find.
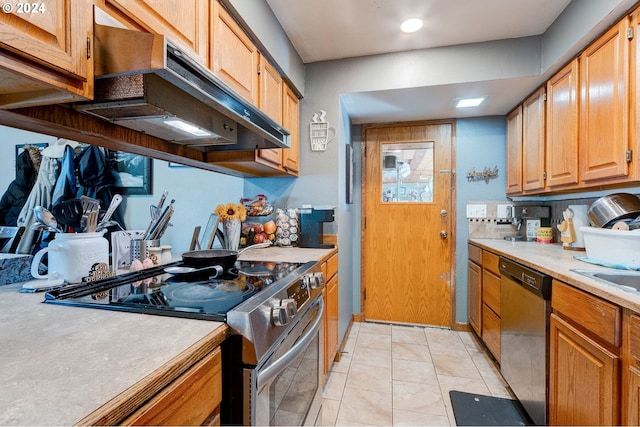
[265,0,574,123]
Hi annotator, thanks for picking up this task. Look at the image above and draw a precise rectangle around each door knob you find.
[440,231,448,239]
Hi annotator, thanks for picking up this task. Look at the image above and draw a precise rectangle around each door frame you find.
[359,119,458,328]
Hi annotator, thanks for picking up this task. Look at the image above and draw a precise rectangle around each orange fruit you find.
[263,220,276,234]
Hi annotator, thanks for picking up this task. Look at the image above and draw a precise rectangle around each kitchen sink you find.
[572,269,640,293]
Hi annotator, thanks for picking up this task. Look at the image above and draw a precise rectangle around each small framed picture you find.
[108,150,153,195]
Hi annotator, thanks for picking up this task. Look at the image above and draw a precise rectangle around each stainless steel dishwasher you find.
[499,256,552,426]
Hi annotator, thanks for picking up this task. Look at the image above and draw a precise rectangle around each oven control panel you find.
[302,272,324,289]
[271,271,324,326]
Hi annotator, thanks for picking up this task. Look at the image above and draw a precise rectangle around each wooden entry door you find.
[362,122,454,326]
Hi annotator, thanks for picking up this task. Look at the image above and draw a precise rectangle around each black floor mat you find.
[449,390,531,426]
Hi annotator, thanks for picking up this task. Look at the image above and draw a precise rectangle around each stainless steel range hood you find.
[74,25,289,152]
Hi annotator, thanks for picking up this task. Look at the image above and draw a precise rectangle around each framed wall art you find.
[108,150,153,195]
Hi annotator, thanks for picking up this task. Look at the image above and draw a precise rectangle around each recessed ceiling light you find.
[456,97,485,108]
[401,18,423,33]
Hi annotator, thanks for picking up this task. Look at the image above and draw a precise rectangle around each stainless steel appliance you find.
[43,258,325,426]
[505,205,551,241]
[74,24,289,152]
[499,257,552,425]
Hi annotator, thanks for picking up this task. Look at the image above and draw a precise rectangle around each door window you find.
[381,142,434,203]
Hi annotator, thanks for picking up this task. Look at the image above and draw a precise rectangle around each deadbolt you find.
[440,209,448,217]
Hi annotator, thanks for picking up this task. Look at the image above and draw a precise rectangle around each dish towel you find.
[575,256,640,271]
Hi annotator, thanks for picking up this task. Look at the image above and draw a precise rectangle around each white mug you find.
[30,232,109,284]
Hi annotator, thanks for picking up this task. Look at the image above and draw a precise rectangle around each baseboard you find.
[451,322,473,332]
[352,313,365,322]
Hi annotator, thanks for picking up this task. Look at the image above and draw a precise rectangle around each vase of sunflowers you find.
[215,203,247,251]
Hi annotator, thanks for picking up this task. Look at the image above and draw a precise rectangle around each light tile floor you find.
[321,321,513,426]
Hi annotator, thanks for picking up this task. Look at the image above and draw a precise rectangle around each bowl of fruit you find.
[241,220,277,247]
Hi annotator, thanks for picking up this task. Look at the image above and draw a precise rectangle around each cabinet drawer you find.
[552,280,621,347]
[482,305,501,362]
[482,270,501,316]
[482,251,500,276]
[326,252,338,280]
[468,244,482,265]
[122,347,222,426]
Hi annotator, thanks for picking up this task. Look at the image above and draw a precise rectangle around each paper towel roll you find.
[569,205,589,248]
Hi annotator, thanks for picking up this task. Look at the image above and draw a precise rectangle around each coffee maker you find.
[298,205,335,248]
[506,205,551,241]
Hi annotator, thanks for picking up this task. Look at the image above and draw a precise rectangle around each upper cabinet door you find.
[580,18,630,183]
[522,87,547,192]
[212,0,259,105]
[546,59,580,190]
[106,0,209,66]
[282,84,300,174]
[258,55,283,125]
[256,55,284,167]
[0,0,88,80]
[506,106,523,195]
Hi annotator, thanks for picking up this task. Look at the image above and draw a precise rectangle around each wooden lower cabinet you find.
[323,251,339,379]
[467,244,501,360]
[122,347,222,426]
[325,275,339,370]
[481,306,501,362]
[549,313,620,425]
[624,311,640,425]
[467,259,481,335]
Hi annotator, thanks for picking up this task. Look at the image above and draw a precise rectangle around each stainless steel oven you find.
[43,258,326,426]
[249,297,323,426]
[223,262,325,426]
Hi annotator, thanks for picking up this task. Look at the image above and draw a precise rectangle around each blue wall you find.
[454,117,508,322]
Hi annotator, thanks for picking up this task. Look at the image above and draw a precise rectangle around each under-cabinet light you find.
[456,98,485,108]
[163,118,212,137]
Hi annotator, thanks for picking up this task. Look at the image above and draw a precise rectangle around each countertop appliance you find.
[298,206,335,248]
[499,256,552,425]
[44,259,325,426]
[505,205,551,241]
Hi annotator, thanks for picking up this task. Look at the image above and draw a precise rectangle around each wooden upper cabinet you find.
[212,0,259,105]
[0,0,93,105]
[105,0,209,66]
[256,55,284,167]
[506,106,523,195]
[258,55,283,125]
[546,59,580,189]
[580,17,631,183]
[522,87,547,192]
[0,0,88,80]
[282,84,300,173]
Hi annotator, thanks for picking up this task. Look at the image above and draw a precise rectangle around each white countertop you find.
[237,245,336,263]
[0,283,225,425]
[469,238,640,313]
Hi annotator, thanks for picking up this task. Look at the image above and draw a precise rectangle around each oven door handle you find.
[256,297,324,390]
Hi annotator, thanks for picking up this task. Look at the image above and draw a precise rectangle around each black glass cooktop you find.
[44,260,306,321]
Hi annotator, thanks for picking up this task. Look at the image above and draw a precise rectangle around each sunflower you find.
[215,203,247,221]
